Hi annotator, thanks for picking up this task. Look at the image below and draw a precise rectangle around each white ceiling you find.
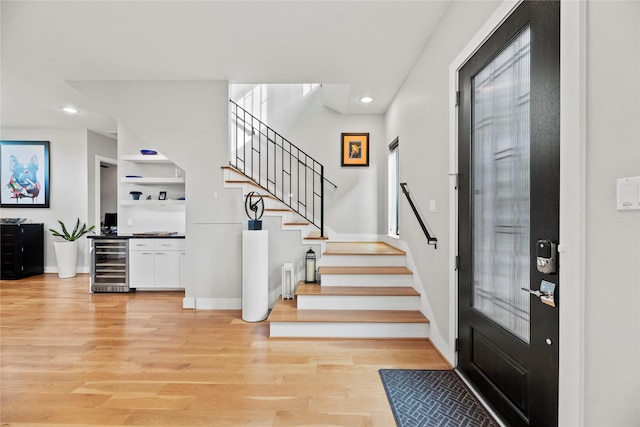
[1,0,452,137]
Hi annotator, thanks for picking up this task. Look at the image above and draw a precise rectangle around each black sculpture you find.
[244,191,265,230]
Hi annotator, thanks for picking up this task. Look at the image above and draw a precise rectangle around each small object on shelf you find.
[0,217,27,224]
[159,191,167,200]
[130,191,143,200]
[140,149,157,155]
[126,175,143,178]
[146,195,152,200]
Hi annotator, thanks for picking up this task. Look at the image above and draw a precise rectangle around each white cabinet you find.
[154,240,180,289]
[129,238,184,289]
[129,250,155,288]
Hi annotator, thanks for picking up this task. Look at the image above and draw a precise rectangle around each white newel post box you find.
[241,230,269,322]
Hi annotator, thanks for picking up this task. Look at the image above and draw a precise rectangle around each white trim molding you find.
[558,1,587,425]
[183,297,241,310]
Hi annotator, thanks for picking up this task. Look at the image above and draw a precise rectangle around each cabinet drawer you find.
[129,239,154,251]
[154,239,180,251]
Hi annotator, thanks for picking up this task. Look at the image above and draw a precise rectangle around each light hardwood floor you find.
[1,274,450,426]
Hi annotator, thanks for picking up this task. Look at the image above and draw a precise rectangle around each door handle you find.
[521,280,556,307]
[521,287,542,298]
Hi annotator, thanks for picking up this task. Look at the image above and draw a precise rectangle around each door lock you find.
[536,240,557,274]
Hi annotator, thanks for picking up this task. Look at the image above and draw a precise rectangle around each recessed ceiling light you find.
[359,96,374,103]
[61,107,79,114]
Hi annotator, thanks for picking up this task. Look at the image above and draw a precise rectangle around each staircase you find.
[268,241,430,339]
[226,99,429,339]
[223,166,430,339]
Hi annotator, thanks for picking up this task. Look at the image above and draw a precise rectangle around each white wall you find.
[266,84,387,236]
[0,128,91,272]
[583,1,640,425]
[384,0,502,356]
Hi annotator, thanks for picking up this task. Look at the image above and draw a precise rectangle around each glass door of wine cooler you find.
[90,239,129,293]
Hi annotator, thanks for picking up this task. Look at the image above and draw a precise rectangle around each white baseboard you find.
[182,297,241,310]
[44,266,90,274]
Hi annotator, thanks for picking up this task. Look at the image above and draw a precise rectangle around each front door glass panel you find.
[472,26,531,343]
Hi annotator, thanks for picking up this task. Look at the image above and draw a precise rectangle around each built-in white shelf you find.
[121,177,185,184]
[120,154,172,164]
[121,199,186,206]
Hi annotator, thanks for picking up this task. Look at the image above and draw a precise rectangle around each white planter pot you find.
[53,240,79,278]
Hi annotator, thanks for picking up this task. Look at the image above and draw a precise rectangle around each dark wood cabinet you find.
[1,223,44,279]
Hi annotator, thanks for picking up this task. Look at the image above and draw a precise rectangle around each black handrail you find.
[230,100,335,237]
[400,183,437,248]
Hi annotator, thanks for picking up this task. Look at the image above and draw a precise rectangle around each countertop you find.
[88,233,185,239]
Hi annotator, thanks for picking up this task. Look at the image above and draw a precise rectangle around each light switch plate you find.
[617,176,640,210]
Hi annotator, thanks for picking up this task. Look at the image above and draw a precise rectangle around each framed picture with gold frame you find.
[341,133,369,167]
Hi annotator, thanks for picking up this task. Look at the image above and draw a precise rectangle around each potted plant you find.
[49,218,95,278]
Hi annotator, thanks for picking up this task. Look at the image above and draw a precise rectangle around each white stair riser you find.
[320,274,413,287]
[269,322,429,338]
[318,254,406,267]
[296,295,419,310]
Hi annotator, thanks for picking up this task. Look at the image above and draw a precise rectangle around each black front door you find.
[457,1,560,426]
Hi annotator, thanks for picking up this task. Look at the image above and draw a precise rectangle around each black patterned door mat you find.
[379,369,501,427]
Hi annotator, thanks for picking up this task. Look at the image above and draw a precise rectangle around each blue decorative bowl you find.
[140,149,157,155]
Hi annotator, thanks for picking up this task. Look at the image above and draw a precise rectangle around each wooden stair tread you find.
[265,208,293,212]
[296,283,419,297]
[318,266,412,275]
[284,222,310,226]
[324,241,405,256]
[305,231,329,240]
[225,179,262,188]
[268,298,429,323]
[249,193,277,200]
